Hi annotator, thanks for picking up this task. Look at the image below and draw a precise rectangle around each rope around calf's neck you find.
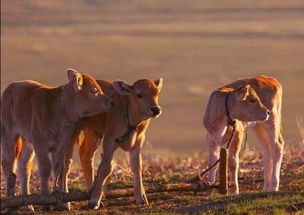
[115,99,142,144]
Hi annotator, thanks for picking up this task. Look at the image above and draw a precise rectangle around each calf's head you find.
[113,78,163,120]
[66,69,113,119]
[229,85,270,122]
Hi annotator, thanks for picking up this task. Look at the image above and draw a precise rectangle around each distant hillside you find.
[2,0,304,153]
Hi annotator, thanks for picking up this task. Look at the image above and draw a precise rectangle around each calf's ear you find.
[67,68,83,92]
[236,84,250,101]
[154,78,163,93]
[112,80,131,95]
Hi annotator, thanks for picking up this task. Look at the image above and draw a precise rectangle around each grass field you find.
[1,151,304,214]
[1,0,304,214]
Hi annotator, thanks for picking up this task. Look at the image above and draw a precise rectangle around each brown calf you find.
[204,75,283,194]
[0,69,113,210]
[61,78,163,209]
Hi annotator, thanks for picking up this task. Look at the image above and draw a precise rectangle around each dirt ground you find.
[1,150,303,214]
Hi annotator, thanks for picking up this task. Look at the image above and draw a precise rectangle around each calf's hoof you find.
[20,205,35,212]
[135,194,149,205]
[229,184,239,195]
[88,199,104,210]
[269,187,279,192]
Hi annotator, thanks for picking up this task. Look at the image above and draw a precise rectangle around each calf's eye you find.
[91,88,98,95]
[136,93,143,98]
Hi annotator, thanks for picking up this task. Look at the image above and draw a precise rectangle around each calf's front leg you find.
[130,134,148,204]
[228,130,243,194]
[88,135,117,209]
[52,140,74,211]
[32,136,52,211]
[51,128,75,211]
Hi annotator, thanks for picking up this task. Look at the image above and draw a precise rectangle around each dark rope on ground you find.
[189,92,236,194]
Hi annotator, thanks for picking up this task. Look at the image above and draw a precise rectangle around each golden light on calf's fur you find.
[7,77,163,211]
[0,69,113,211]
[55,78,163,209]
[203,75,284,194]
[2,74,284,211]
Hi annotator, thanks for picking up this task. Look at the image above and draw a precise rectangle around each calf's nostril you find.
[267,111,271,115]
[151,107,161,115]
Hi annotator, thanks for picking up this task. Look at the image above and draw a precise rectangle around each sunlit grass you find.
[226,193,303,215]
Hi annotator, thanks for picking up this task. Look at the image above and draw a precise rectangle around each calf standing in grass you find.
[62,78,163,209]
[203,75,284,194]
[1,69,113,211]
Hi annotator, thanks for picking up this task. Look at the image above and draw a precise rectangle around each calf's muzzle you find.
[150,106,162,117]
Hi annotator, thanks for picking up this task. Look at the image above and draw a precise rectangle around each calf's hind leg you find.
[18,138,35,196]
[267,122,284,192]
[1,132,20,197]
[206,133,220,184]
[254,123,272,191]
[79,128,101,188]
[18,138,35,212]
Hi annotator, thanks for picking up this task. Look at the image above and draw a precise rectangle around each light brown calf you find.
[0,69,113,210]
[63,78,163,209]
[204,75,283,194]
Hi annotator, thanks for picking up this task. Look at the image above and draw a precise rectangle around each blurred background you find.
[1,0,304,158]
